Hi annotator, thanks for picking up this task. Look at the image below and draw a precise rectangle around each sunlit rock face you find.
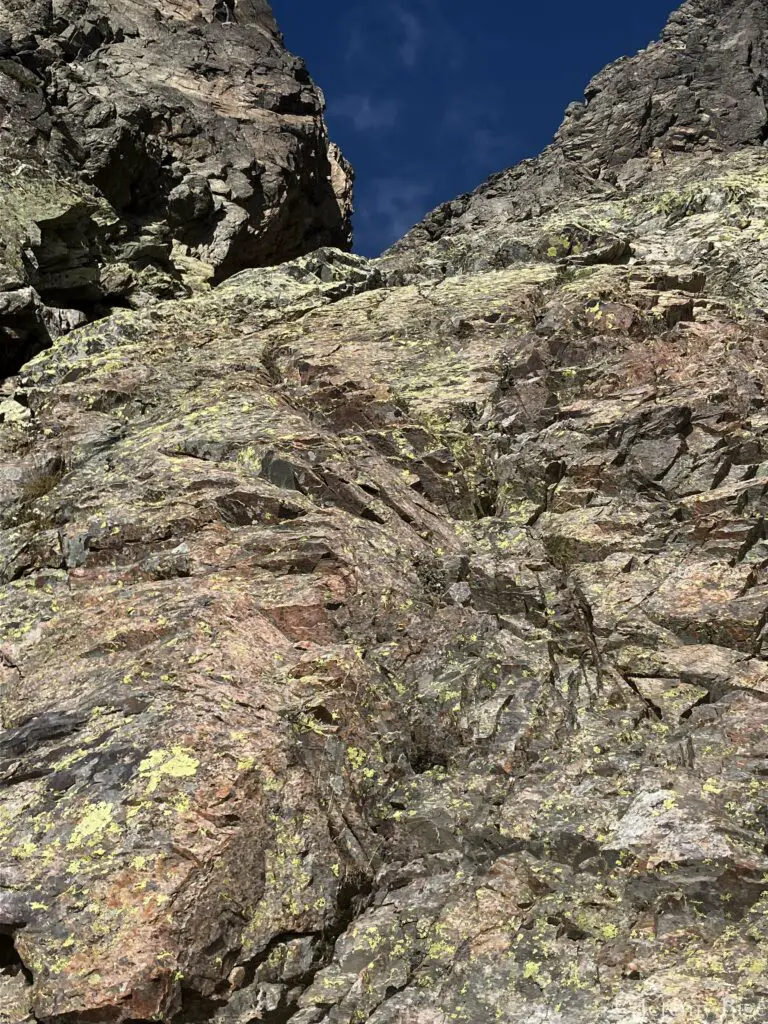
[383,0,768,291]
[3,1,768,1022]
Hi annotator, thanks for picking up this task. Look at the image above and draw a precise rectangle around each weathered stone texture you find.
[3,1,768,1022]
[0,0,352,376]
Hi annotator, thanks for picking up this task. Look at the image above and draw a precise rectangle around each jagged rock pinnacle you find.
[383,0,768,285]
[0,0,352,376]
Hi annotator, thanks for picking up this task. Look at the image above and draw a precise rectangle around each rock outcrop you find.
[3,0,768,1022]
[382,0,768,293]
[0,0,352,377]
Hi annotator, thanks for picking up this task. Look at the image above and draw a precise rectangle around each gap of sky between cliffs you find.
[273,0,678,257]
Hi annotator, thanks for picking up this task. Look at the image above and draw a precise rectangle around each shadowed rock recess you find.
[5,0,768,1021]
[0,0,352,378]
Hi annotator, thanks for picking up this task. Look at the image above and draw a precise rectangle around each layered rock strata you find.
[2,0,768,1022]
[0,0,352,377]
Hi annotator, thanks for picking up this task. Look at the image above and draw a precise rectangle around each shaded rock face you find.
[0,0,352,376]
[5,0,768,1022]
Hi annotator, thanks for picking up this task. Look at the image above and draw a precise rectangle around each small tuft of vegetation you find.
[260,338,284,384]
[20,457,67,503]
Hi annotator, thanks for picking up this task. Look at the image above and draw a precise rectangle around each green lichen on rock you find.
[3,0,768,1022]
[139,748,200,794]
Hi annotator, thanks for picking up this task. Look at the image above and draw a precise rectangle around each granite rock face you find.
[4,0,768,1022]
[382,0,768,287]
[0,0,352,376]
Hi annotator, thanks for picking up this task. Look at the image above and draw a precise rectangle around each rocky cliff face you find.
[0,0,352,378]
[382,0,768,295]
[3,1,768,1022]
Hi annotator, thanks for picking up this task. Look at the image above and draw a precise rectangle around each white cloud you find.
[329,94,399,132]
[358,178,433,252]
[343,3,445,71]
[467,127,519,169]
[394,8,424,67]
[344,25,366,64]
[440,91,522,172]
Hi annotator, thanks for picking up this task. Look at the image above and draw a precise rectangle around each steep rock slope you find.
[2,1,768,1023]
[0,0,352,377]
[382,0,768,296]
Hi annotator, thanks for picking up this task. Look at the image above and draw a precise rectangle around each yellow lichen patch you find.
[138,746,200,794]
[68,802,120,849]
[346,746,367,770]
[12,840,37,860]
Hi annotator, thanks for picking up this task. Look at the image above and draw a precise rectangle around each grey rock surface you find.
[0,0,352,374]
[382,0,768,286]
[2,1,768,1023]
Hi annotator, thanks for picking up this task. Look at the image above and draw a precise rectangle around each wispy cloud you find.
[356,178,434,255]
[344,25,366,64]
[394,8,424,67]
[440,92,523,174]
[466,127,521,171]
[342,1,464,72]
[328,94,399,132]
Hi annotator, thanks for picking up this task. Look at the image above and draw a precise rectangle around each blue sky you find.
[271,1,677,257]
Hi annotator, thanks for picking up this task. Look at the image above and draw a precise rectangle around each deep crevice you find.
[0,931,33,986]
